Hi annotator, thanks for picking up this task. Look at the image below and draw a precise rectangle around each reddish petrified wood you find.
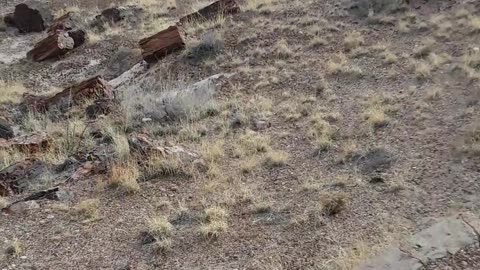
[27,31,74,62]
[139,25,185,63]
[13,3,45,33]
[47,12,75,33]
[0,133,50,154]
[179,0,240,24]
[0,158,48,196]
[23,76,114,112]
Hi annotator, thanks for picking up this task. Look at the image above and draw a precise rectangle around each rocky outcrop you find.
[179,0,240,24]
[139,25,185,63]
[23,76,114,112]
[0,119,14,139]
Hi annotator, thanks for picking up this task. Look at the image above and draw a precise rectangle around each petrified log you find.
[13,3,44,32]
[0,119,14,139]
[3,13,15,27]
[27,31,74,62]
[47,11,77,33]
[179,0,240,24]
[0,158,49,196]
[0,133,50,153]
[139,25,185,63]
[23,76,114,112]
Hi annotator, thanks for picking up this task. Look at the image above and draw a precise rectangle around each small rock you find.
[252,118,270,131]
[0,119,14,139]
[9,201,40,213]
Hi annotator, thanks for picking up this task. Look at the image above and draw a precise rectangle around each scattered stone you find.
[179,0,240,24]
[26,31,75,62]
[0,119,14,139]
[252,118,270,131]
[357,148,394,175]
[128,132,198,158]
[100,7,123,23]
[66,29,86,48]
[0,158,49,196]
[92,5,144,31]
[139,25,185,63]
[23,76,114,112]
[0,133,50,153]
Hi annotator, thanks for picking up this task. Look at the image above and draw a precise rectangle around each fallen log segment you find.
[13,3,46,33]
[23,76,114,112]
[47,11,77,33]
[27,31,74,61]
[179,0,240,24]
[139,25,185,63]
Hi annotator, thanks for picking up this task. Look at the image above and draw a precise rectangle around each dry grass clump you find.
[469,16,480,33]
[382,51,398,64]
[363,97,391,129]
[201,140,225,164]
[462,123,480,156]
[263,150,289,167]
[321,193,348,216]
[413,61,432,80]
[4,238,22,257]
[108,162,140,194]
[0,81,27,104]
[143,154,185,179]
[413,38,435,58]
[184,31,224,63]
[307,113,334,151]
[424,86,442,101]
[344,31,364,51]
[0,148,26,170]
[274,39,295,59]
[75,199,100,221]
[147,216,173,239]
[200,206,228,240]
[326,53,364,78]
[240,157,259,174]
[0,197,8,209]
[233,132,271,158]
[242,0,275,11]
[309,36,328,48]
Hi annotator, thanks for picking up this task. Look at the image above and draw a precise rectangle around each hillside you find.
[1,0,480,269]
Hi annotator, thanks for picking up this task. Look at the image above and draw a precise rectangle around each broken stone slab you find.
[12,1,53,33]
[356,216,480,270]
[407,217,478,263]
[23,76,114,112]
[139,25,185,63]
[179,0,240,24]
[108,60,148,89]
[0,158,49,196]
[91,5,145,31]
[8,200,40,213]
[0,132,50,153]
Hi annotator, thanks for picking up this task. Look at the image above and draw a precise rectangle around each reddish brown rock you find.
[85,99,115,119]
[27,31,75,62]
[23,76,114,112]
[3,13,15,27]
[0,158,48,196]
[47,12,77,33]
[179,0,240,24]
[139,25,185,63]
[0,133,50,153]
[13,3,46,32]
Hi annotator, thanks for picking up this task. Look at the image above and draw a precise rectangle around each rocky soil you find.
[0,0,480,269]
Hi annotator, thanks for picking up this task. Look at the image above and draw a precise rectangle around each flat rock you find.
[357,216,480,270]
[0,119,14,139]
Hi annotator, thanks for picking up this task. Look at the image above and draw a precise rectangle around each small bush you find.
[322,193,347,216]
[263,150,289,167]
[109,162,140,194]
[75,199,100,220]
